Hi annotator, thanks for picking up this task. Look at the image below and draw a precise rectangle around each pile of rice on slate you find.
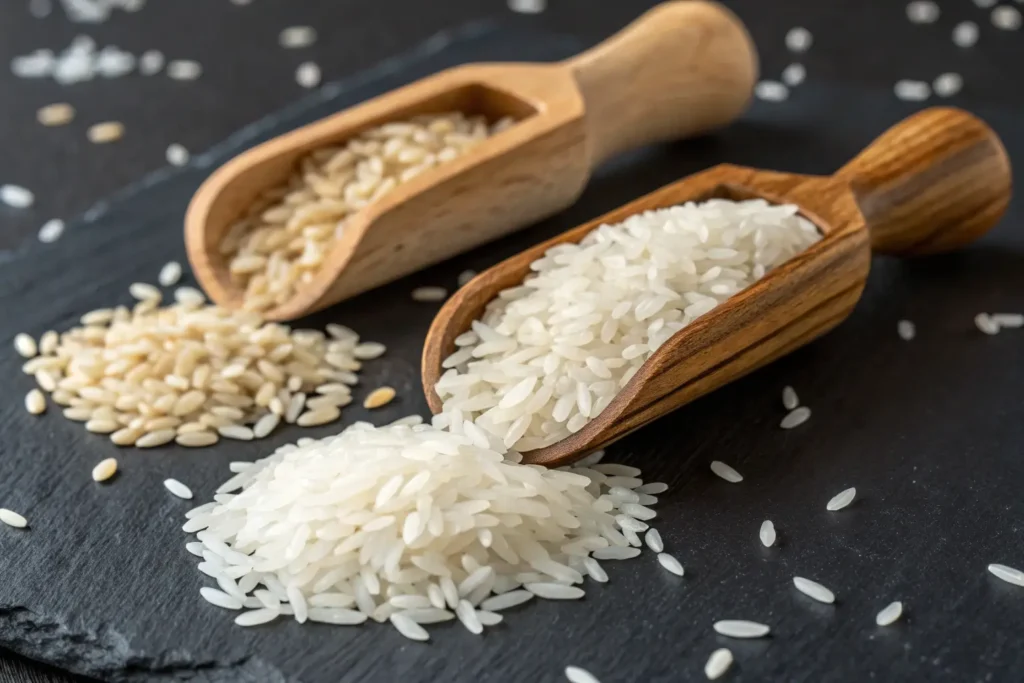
[17,283,382,448]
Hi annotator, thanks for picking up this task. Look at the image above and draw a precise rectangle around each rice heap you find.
[434,199,821,450]
[186,419,661,635]
[20,285,378,447]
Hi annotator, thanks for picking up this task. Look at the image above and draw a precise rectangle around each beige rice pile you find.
[220,111,514,313]
[18,284,381,448]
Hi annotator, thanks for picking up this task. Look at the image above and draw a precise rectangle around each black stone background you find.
[1,1,1022,682]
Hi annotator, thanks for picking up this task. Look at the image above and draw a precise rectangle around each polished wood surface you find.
[422,107,1012,467]
[184,1,757,321]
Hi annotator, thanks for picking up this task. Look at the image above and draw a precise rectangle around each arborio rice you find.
[433,199,821,451]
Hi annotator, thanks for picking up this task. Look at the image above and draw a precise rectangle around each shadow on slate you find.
[1,19,1023,683]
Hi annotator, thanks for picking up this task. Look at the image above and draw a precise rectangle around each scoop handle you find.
[565,1,757,169]
[836,107,1012,255]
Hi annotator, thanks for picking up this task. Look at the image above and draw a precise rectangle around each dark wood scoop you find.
[422,107,1013,467]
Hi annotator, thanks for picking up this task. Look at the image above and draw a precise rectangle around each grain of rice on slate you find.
[565,666,601,683]
[710,460,743,483]
[37,219,65,244]
[1,184,34,208]
[785,26,812,52]
[793,576,835,604]
[436,200,820,452]
[704,648,733,680]
[988,563,1024,587]
[875,601,903,626]
[897,319,916,340]
[184,419,666,635]
[87,121,124,143]
[37,102,75,126]
[781,406,811,429]
[0,509,28,528]
[221,112,514,313]
[164,478,193,499]
[759,520,776,547]
[826,486,857,511]
[713,620,770,638]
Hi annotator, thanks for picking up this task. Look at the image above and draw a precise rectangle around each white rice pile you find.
[434,199,821,451]
[184,420,666,637]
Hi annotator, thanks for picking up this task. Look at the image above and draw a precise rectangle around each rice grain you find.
[780,406,811,429]
[713,620,770,638]
[0,509,28,528]
[826,487,857,511]
[657,553,684,576]
[793,576,835,604]
[363,387,396,409]
[704,648,733,680]
[91,457,118,482]
[988,563,1024,587]
[875,601,903,626]
[759,520,776,547]
[710,461,743,483]
[164,478,193,500]
[565,666,601,683]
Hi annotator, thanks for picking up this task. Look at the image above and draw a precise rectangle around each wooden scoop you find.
[185,1,757,321]
[422,107,1012,467]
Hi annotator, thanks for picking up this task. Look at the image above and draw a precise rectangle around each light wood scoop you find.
[185,1,757,320]
[422,107,1012,467]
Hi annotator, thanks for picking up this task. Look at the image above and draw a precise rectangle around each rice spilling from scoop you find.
[434,199,822,451]
[185,420,660,633]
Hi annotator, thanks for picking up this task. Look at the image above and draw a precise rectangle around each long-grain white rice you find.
[793,576,835,603]
[436,200,820,452]
[657,553,684,577]
[710,460,743,483]
[875,600,903,626]
[38,219,66,244]
[780,406,811,429]
[185,420,663,634]
[164,478,193,500]
[713,620,770,638]
[565,666,601,683]
[0,509,28,528]
[826,487,857,511]
[704,648,733,680]
[759,520,776,547]
[988,563,1024,587]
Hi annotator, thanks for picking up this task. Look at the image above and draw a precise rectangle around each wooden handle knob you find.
[566,1,757,170]
[837,107,1012,255]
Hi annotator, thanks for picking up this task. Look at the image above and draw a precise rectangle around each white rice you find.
[781,63,806,87]
[164,478,193,500]
[932,73,962,98]
[279,26,317,48]
[780,406,811,429]
[167,59,201,80]
[564,666,600,683]
[782,385,799,410]
[793,576,835,604]
[988,563,1024,587]
[411,286,448,302]
[894,80,930,102]
[710,460,743,483]
[990,313,1024,328]
[826,486,856,511]
[91,457,117,482]
[38,219,65,243]
[992,6,1022,31]
[158,261,182,286]
[952,21,979,48]
[906,0,939,23]
[390,613,429,641]
[975,312,1000,335]
[657,553,684,577]
[644,528,664,553]
[897,319,916,340]
[436,200,820,452]
[785,27,813,52]
[295,62,321,89]
[508,0,546,14]
[1,184,34,208]
[755,80,789,102]
[457,270,477,287]
[759,520,776,547]
[0,509,28,529]
[875,601,903,626]
[166,144,190,167]
[713,620,770,638]
[704,648,733,680]
[185,420,662,635]
[201,586,243,610]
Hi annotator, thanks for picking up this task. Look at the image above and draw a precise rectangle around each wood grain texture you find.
[422,106,1012,467]
[184,1,757,321]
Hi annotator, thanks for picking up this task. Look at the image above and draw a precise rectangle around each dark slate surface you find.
[2,2,1024,683]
